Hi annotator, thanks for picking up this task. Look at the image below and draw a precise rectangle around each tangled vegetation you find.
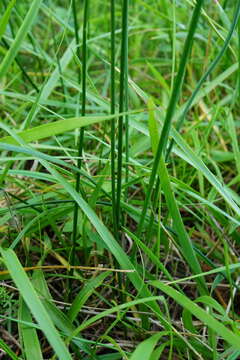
[0,0,240,359]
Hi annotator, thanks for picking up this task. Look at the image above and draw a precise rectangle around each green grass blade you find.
[151,281,240,350]
[130,332,166,360]
[171,127,240,217]
[123,227,179,288]
[116,0,129,231]
[227,113,240,176]
[148,99,207,294]
[0,248,72,360]
[71,296,164,336]
[18,297,43,360]
[72,0,89,267]
[167,262,240,286]
[0,0,16,42]
[137,0,204,235]
[21,33,81,129]
[167,0,240,158]
[0,114,121,145]
[32,270,93,354]
[143,107,240,218]
[68,271,110,321]
[110,0,117,236]
[0,0,43,81]
[0,338,20,360]
[159,158,207,294]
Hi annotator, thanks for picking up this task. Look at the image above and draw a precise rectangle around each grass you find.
[0,0,240,359]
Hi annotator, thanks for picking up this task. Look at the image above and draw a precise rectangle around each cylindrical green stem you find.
[116,0,129,233]
[110,0,118,237]
[71,0,89,267]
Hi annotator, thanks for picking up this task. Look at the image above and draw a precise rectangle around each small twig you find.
[0,265,135,276]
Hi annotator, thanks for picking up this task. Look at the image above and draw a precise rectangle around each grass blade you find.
[137,0,204,235]
[0,114,122,145]
[116,0,129,231]
[148,98,207,294]
[68,271,110,321]
[18,298,43,360]
[130,332,166,360]
[71,0,89,267]
[0,248,72,360]
[110,0,117,236]
[0,0,16,42]
[166,0,240,158]
[159,158,207,294]
[0,0,43,80]
[151,281,240,350]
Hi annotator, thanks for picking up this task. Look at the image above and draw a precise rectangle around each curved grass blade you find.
[0,338,20,360]
[0,0,43,80]
[138,104,240,218]
[71,295,164,337]
[166,0,240,158]
[68,271,110,322]
[150,281,240,350]
[123,227,180,290]
[137,0,204,235]
[0,0,16,42]
[100,335,128,359]
[171,128,240,217]
[159,159,207,294]
[166,262,240,286]
[0,248,72,360]
[147,103,207,294]
[0,114,122,145]
[130,332,167,360]
[32,270,93,355]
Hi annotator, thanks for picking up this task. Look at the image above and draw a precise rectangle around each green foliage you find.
[0,286,10,312]
[0,0,240,358]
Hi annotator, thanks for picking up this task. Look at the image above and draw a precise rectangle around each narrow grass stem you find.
[72,0,81,83]
[71,0,89,267]
[110,0,118,237]
[238,6,240,98]
[166,0,240,160]
[1,38,39,92]
[137,0,204,236]
[116,0,129,232]
[51,26,67,107]
[124,92,129,205]
[124,17,129,204]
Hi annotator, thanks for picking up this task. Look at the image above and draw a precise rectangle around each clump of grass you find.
[0,0,240,359]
